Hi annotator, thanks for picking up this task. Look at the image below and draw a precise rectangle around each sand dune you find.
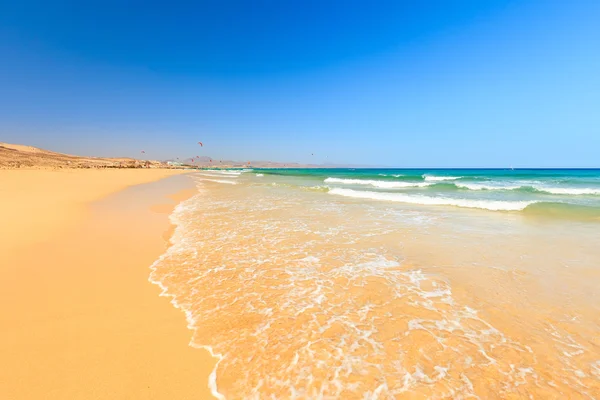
[0,142,165,169]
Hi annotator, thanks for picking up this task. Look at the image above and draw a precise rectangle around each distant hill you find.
[0,142,166,169]
[1,142,352,170]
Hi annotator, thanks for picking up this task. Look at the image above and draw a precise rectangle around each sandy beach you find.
[0,169,216,399]
[2,2,599,397]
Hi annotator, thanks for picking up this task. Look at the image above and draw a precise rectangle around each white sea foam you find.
[300,256,320,263]
[592,361,600,378]
[200,170,242,177]
[329,188,534,211]
[218,171,243,176]
[455,182,600,195]
[197,173,240,178]
[204,169,252,176]
[423,175,461,181]
[325,177,431,189]
[255,173,264,177]
[197,178,238,185]
[535,187,600,195]
[455,182,523,191]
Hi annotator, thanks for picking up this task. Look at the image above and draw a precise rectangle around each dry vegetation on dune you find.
[0,142,168,169]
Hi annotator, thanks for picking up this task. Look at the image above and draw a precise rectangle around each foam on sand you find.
[149,184,545,398]
[196,178,238,185]
[197,172,240,178]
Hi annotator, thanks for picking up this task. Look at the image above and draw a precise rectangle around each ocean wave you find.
[204,169,252,175]
[534,187,600,195]
[325,177,431,189]
[455,182,600,195]
[255,173,264,177]
[218,171,243,176]
[202,170,242,176]
[423,175,461,181]
[329,188,534,211]
[455,182,523,191]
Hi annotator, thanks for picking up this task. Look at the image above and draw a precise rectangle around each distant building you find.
[167,161,184,166]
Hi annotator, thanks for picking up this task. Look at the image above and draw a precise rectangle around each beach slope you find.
[0,169,215,399]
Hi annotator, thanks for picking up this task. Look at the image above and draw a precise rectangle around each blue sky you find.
[1,1,599,167]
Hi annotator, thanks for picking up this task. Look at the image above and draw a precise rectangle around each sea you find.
[151,168,600,399]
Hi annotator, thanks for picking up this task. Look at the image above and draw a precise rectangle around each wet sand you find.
[0,169,216,399]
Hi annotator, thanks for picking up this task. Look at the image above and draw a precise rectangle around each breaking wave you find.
[325,177,432,189]
[423,175,461,181]
[455,182,600,195]
[534,187,600,195]
[329,188,534,211]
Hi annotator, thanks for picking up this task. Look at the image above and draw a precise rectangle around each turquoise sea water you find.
[247,168,600,220]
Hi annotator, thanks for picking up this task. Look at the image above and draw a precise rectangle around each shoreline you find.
[0,169,216,399]
[147,184,227,400]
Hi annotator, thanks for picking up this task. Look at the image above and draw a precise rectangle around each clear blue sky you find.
[1,1,599,167]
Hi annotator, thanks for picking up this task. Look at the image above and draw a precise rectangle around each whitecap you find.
[423,175,461,181]
[329,188,534,211]
[535,187,600,195]
[456,182,600,195]
[456,182,522,191]
[325,177,431,189]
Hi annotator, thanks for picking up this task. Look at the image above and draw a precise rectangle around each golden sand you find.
[0,169,216,399]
